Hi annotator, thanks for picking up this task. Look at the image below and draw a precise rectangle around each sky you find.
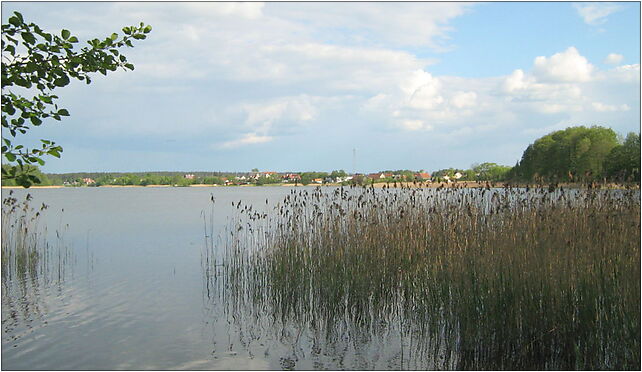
[2,1,640,174]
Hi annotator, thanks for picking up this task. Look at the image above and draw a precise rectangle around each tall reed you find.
[2,191,73,335]
[208,185,640,370]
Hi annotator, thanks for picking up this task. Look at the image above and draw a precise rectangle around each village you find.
[52,169,471,188]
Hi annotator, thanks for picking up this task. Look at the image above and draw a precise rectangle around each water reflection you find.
[1,191,75,349]
[205,185,640,370]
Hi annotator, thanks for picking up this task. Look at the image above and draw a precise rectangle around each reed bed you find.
[207,185,640,370]
[2,191,73,328]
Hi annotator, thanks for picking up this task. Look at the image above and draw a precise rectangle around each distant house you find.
[282,173,301,182]
[184,174,195,180]
[454,172,463,180]
[313,178,323,184]
[82,178,95,185]
[414,172,431,180]
[367,173,386,180]
[261,171,277,178]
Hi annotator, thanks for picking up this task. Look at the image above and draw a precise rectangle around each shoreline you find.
[1,181,637,190]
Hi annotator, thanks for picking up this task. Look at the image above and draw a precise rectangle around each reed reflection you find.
[204,184,640,370]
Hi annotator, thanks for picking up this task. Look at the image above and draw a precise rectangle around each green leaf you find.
[57,109,69,116]
[4,44,15,55]
[5,153,16,162]
[36,158,45,166]
[14,12,24,23]
[68,36,78,43]
[61,29,70,40]
[21,32,36,44]
[124,63,134,70]
[143,25,152,33]
[8,16,21,27]
[53,74,70,87]
[110,32,118,40]
[30,116,42,125]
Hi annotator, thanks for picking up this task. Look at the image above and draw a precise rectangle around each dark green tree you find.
[604,132,640,182]
[510,126,619,182]
[1,12,151,187]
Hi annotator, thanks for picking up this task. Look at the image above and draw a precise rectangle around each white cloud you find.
[608,64,640,82]
[451,91,477,108]
[533,47,594,83]
[503,69,533,92]
[592,102,630,112]
[604,53,624,65]
[242,95,318,135]
[574,3,621,25]
[400,119,427,131]
[401,70,444,110]
[219,133,273,149]
[183,2,264,20]
[272,2,471,49]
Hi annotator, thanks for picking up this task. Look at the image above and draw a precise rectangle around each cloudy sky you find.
[3,1,640,173]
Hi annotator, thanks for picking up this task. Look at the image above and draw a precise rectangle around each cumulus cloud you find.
[533,47,594,83]
[604,53,624,65]
[400,70,444,110]
[451,91,477,108]
[503,69,533,93]
[574,3,620,25]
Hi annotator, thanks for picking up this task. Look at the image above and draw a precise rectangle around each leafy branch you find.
[1,11,151,187]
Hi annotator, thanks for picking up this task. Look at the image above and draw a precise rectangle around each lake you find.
[2,185,639,370]
[2,186,326,370]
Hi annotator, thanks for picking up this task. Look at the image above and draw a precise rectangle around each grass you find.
[205,184,640,370]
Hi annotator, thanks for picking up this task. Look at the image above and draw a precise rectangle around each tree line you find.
[508,126,639,183]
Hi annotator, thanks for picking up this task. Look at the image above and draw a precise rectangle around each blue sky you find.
[2,1,640,173]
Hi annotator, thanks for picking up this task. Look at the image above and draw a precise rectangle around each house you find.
[367,173,386,180]
[184,174,195,180]
[414,172,431,180]
[313,178,323,184]
[82,178,95,185]
[454,172,463,180]
[282,173,301,182]
[261,171,277,178]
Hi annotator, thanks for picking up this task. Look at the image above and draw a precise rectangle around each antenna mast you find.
[352,148,356,175]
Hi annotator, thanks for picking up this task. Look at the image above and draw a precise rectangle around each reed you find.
[209,185,640,370]
[2,191,72,301]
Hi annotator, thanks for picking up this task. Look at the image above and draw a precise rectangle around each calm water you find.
[3,186,636,370]
[2,186,328,370]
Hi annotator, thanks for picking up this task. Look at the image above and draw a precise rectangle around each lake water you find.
[1,186,314,370]
[3,186,431,370]
[3,186,636,370]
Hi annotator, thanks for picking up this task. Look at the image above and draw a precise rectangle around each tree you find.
[1,12,151,187]
[604,132,640,182]
[510,126,619,182]
[471,162,512,181]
